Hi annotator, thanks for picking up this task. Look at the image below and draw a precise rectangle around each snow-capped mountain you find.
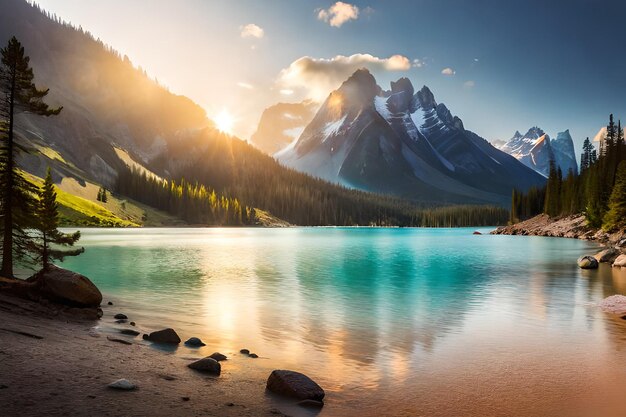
[499,128,578,177]
[277,69,545,205]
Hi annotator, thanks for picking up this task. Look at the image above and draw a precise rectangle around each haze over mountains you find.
[1,0,517,228]
[276,69,546,205]
[498,127,578,177]
[1,0,563,227]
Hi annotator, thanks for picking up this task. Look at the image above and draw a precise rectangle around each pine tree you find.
[101,187,108,203]
[580,137,593,172]
[0,37,61,277]
[602,161,626,232]
[33,168,81,271]
[97,187,102,201]
[544,160,559,217]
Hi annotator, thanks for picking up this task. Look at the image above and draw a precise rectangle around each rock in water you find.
[266,370,325,401]
[143,328,181,344]
[577,255,599,269]
[31,265,102,307]
[248,353,259,358]
[184,337,206,347]
[187,357,221,375]
[209,352,227,361]
[120,329,140,336]
[114,313,128,320]
[240,349,250,354]
[599,295,626,314]
[298,399,325,408]
[107,379,136,390]
[473,231,482,235]
[594,248,620,263]
[613,254,626,267]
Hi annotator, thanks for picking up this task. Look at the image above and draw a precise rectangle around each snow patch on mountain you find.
[322,115,348,141]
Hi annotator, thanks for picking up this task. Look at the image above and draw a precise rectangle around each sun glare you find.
[214,110,235,135]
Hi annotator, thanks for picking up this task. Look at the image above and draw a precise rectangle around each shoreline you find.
[491,214,626,247]
[0,292,297,417]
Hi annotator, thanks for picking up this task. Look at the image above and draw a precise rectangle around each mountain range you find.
[276,69,546,205]
[5,0,507,228]
[498,128,578,177]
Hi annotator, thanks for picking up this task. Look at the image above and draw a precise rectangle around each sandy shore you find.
[0,293,296,417]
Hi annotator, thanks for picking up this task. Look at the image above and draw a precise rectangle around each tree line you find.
[511,114,626,232]
[116,166,255,226]
[118,163,509,227]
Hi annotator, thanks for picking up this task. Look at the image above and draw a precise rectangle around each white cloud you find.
[317,2,359,27]
[240,23,264,39]
[412,59,425,68]
[441,67,456,76]
[237,82,254,90]
[280,89,294,96]
[463,80,475,88]
[278,53,411,101]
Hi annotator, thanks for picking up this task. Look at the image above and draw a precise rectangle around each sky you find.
[33,0,626,152]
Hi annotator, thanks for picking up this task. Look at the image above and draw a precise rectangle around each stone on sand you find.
[107,379,136,390]
[142,328,181,344]
[266,370,325,401]
[187,357,221,375]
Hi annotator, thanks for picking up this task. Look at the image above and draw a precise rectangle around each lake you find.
[59,227,626,417]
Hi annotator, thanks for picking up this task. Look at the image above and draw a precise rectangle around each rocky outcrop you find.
[594,248,620,263]
[492,214,626,246]
[614,254,626,267]
[28,265,102,308]
[266,370,325,402]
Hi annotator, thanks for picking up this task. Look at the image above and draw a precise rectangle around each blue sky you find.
[34,0,626,152]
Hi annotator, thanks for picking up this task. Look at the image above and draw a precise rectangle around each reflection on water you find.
[60,228,626,417]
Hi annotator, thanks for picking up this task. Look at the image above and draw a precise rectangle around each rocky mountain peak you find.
[387,77,416,114]
[415,85,437,109]
[523,126,545,140]
[337,68,380,106]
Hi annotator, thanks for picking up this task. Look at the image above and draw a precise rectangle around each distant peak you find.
[415,85,436,109]
[513,130,522,138]
[523,126,545,139]
[390,77,414,95]
[345,68,375,85]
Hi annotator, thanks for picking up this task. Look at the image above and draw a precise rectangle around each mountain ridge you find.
[277,68,546,205]
[498,127,579,177]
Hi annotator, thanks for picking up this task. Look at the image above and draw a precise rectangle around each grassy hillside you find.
[25,172,184,227]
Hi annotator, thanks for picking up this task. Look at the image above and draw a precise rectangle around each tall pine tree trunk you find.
[1,61,15,277]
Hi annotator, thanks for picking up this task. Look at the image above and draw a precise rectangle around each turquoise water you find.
[59,228,626,416]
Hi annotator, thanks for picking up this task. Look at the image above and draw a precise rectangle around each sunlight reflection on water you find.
[60,227,626,417]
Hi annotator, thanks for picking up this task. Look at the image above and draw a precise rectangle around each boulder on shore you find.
[613,254,626,267]
[143,328,181,344]
[599,295,626,314]
[577,255,599,269]
[208,352,227,361]
[187,357,221,375]
[28,265,102,307]
[266,370,325,402]
[184,337,206,347]
[594,248,620,263]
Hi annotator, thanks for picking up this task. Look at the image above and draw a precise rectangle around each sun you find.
[213,110,235,135]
